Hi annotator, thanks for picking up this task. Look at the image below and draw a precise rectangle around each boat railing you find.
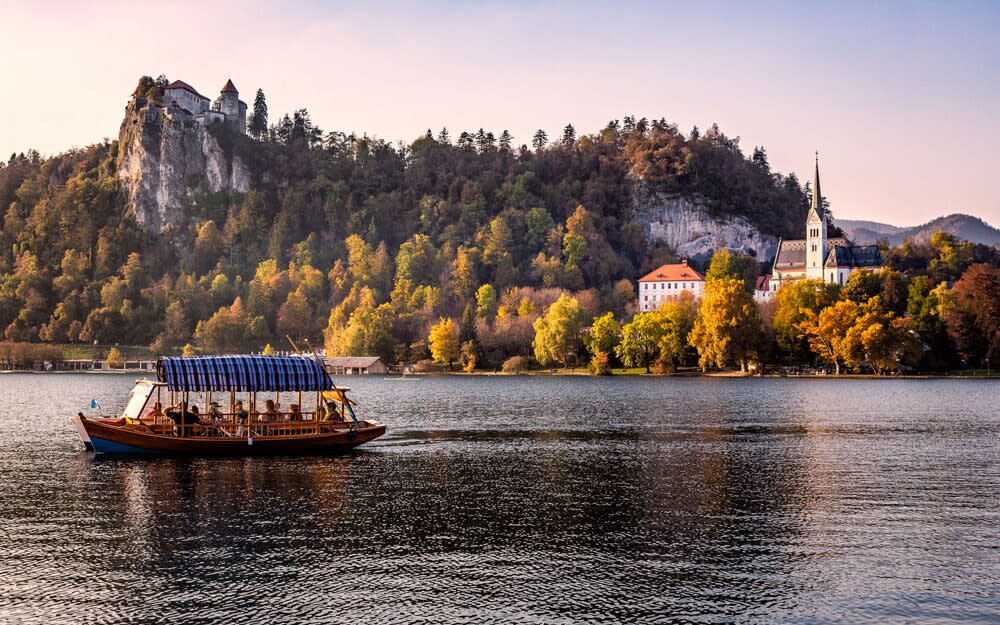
[140,412,357,438]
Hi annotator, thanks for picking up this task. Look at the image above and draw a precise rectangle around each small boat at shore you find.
[72,355,386,455]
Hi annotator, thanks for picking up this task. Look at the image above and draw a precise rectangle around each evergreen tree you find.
[248,89,268,139]
[751,146,769,171]
[499,130,513,151]
[532,129,548,150]
[437,127,451,144]
[561,124,576,147]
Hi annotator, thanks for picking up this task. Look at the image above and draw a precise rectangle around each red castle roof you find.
[164,80,208,101]
[221,79,238,93]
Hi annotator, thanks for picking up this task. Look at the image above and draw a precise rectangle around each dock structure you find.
[323,356,388,375]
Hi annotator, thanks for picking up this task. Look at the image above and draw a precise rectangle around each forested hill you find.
[0,75,820,358]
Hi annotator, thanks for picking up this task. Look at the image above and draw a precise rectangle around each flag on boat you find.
[90,399,101,410]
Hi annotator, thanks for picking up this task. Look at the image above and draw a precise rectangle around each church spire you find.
[810,151,823,221]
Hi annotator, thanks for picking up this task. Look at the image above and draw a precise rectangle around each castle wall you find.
[238,101,247,134]
[165,88,209,114]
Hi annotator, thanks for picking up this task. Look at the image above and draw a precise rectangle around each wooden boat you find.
[72,355,386,455]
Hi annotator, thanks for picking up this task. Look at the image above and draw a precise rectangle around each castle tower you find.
[805,153,827,280]
[220,79,246,134]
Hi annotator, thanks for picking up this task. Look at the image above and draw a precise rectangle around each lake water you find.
[0,373,998,624]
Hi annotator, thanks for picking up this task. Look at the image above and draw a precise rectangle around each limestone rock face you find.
[117,97,250,233]
[630,182,778,263]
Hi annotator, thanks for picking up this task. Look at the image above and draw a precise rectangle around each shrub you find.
[589,350,611,375]
[413,359,437,373]
[502,355,530,373]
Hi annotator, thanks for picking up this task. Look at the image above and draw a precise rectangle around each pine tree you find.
[248,89,268,140]
[437,127,450,144]
[532,129,548,150]
[561,124,576,147]
[499,130,513,151]
[751,146,769,171]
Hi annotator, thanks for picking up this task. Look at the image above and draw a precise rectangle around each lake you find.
[0,373,998,624]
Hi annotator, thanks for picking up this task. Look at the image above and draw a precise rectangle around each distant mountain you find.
[836,214,1000,247]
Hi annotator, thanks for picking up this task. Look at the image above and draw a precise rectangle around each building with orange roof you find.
[637,260,705,311]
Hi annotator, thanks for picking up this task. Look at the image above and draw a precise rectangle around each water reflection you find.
[0,374,998,624]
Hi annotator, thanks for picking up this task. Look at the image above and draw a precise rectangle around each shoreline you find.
[2,369,996,380]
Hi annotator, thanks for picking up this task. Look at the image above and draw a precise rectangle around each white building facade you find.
[637,260,705,312]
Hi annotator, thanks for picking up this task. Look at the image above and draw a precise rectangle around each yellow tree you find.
[532,294,584,368]
[428,317,460,369]
[797,299,859,374]
[772,279,839,355]
[689,278,762,372]
[655,291,699,371]
[105,346,125,369]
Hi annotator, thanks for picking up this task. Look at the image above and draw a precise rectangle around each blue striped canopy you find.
[156,355,334,392]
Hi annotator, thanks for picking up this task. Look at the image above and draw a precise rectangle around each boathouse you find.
[323,356,388,375]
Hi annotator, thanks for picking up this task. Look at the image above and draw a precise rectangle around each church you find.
[766,157,883,295]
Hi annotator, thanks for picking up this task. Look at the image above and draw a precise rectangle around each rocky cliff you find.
[630,183,778,263]
[117,97,251,233]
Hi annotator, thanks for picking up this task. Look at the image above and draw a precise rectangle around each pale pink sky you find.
[2,1,998,226]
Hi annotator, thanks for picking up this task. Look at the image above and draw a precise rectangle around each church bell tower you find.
[805,153,827,280]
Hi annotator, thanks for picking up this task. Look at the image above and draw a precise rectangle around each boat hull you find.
[74,415,386,455]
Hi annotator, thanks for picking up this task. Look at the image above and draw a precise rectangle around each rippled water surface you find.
[0,373,998,624]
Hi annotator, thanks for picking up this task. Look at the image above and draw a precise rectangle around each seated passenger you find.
[208,401,223,421]
[263,399,278,421]
[325,400,344,422]
[141,401,164,425]
[288,404,301,421]
[166,402,197,436]
[234,400,249,421]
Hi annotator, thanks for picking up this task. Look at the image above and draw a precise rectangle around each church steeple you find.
[809,151,824,223]
[805,152,828,280]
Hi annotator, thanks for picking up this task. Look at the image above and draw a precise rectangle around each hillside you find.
[0,74,829,361]
[838,214,1000,247]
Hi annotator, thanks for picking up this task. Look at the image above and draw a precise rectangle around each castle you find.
[764,156,883,296]
[160,78,247,135]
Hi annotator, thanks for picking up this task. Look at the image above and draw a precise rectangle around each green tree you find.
[428,317,460,369]
[248,88,268,139]
[616,313,660,373]
[532,129,548,150]
[476,284,498,319]
[586,312,622,359]
[706,249,758,293]
[532,294,584,368]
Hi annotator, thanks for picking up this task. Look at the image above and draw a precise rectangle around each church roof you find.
[164,80,208,101]
[221,79,239,93]
[638,261,704,282]
[773,238,849,271]
[825,245,883,268]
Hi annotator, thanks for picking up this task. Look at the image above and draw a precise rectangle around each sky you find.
[1,0,998,226]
